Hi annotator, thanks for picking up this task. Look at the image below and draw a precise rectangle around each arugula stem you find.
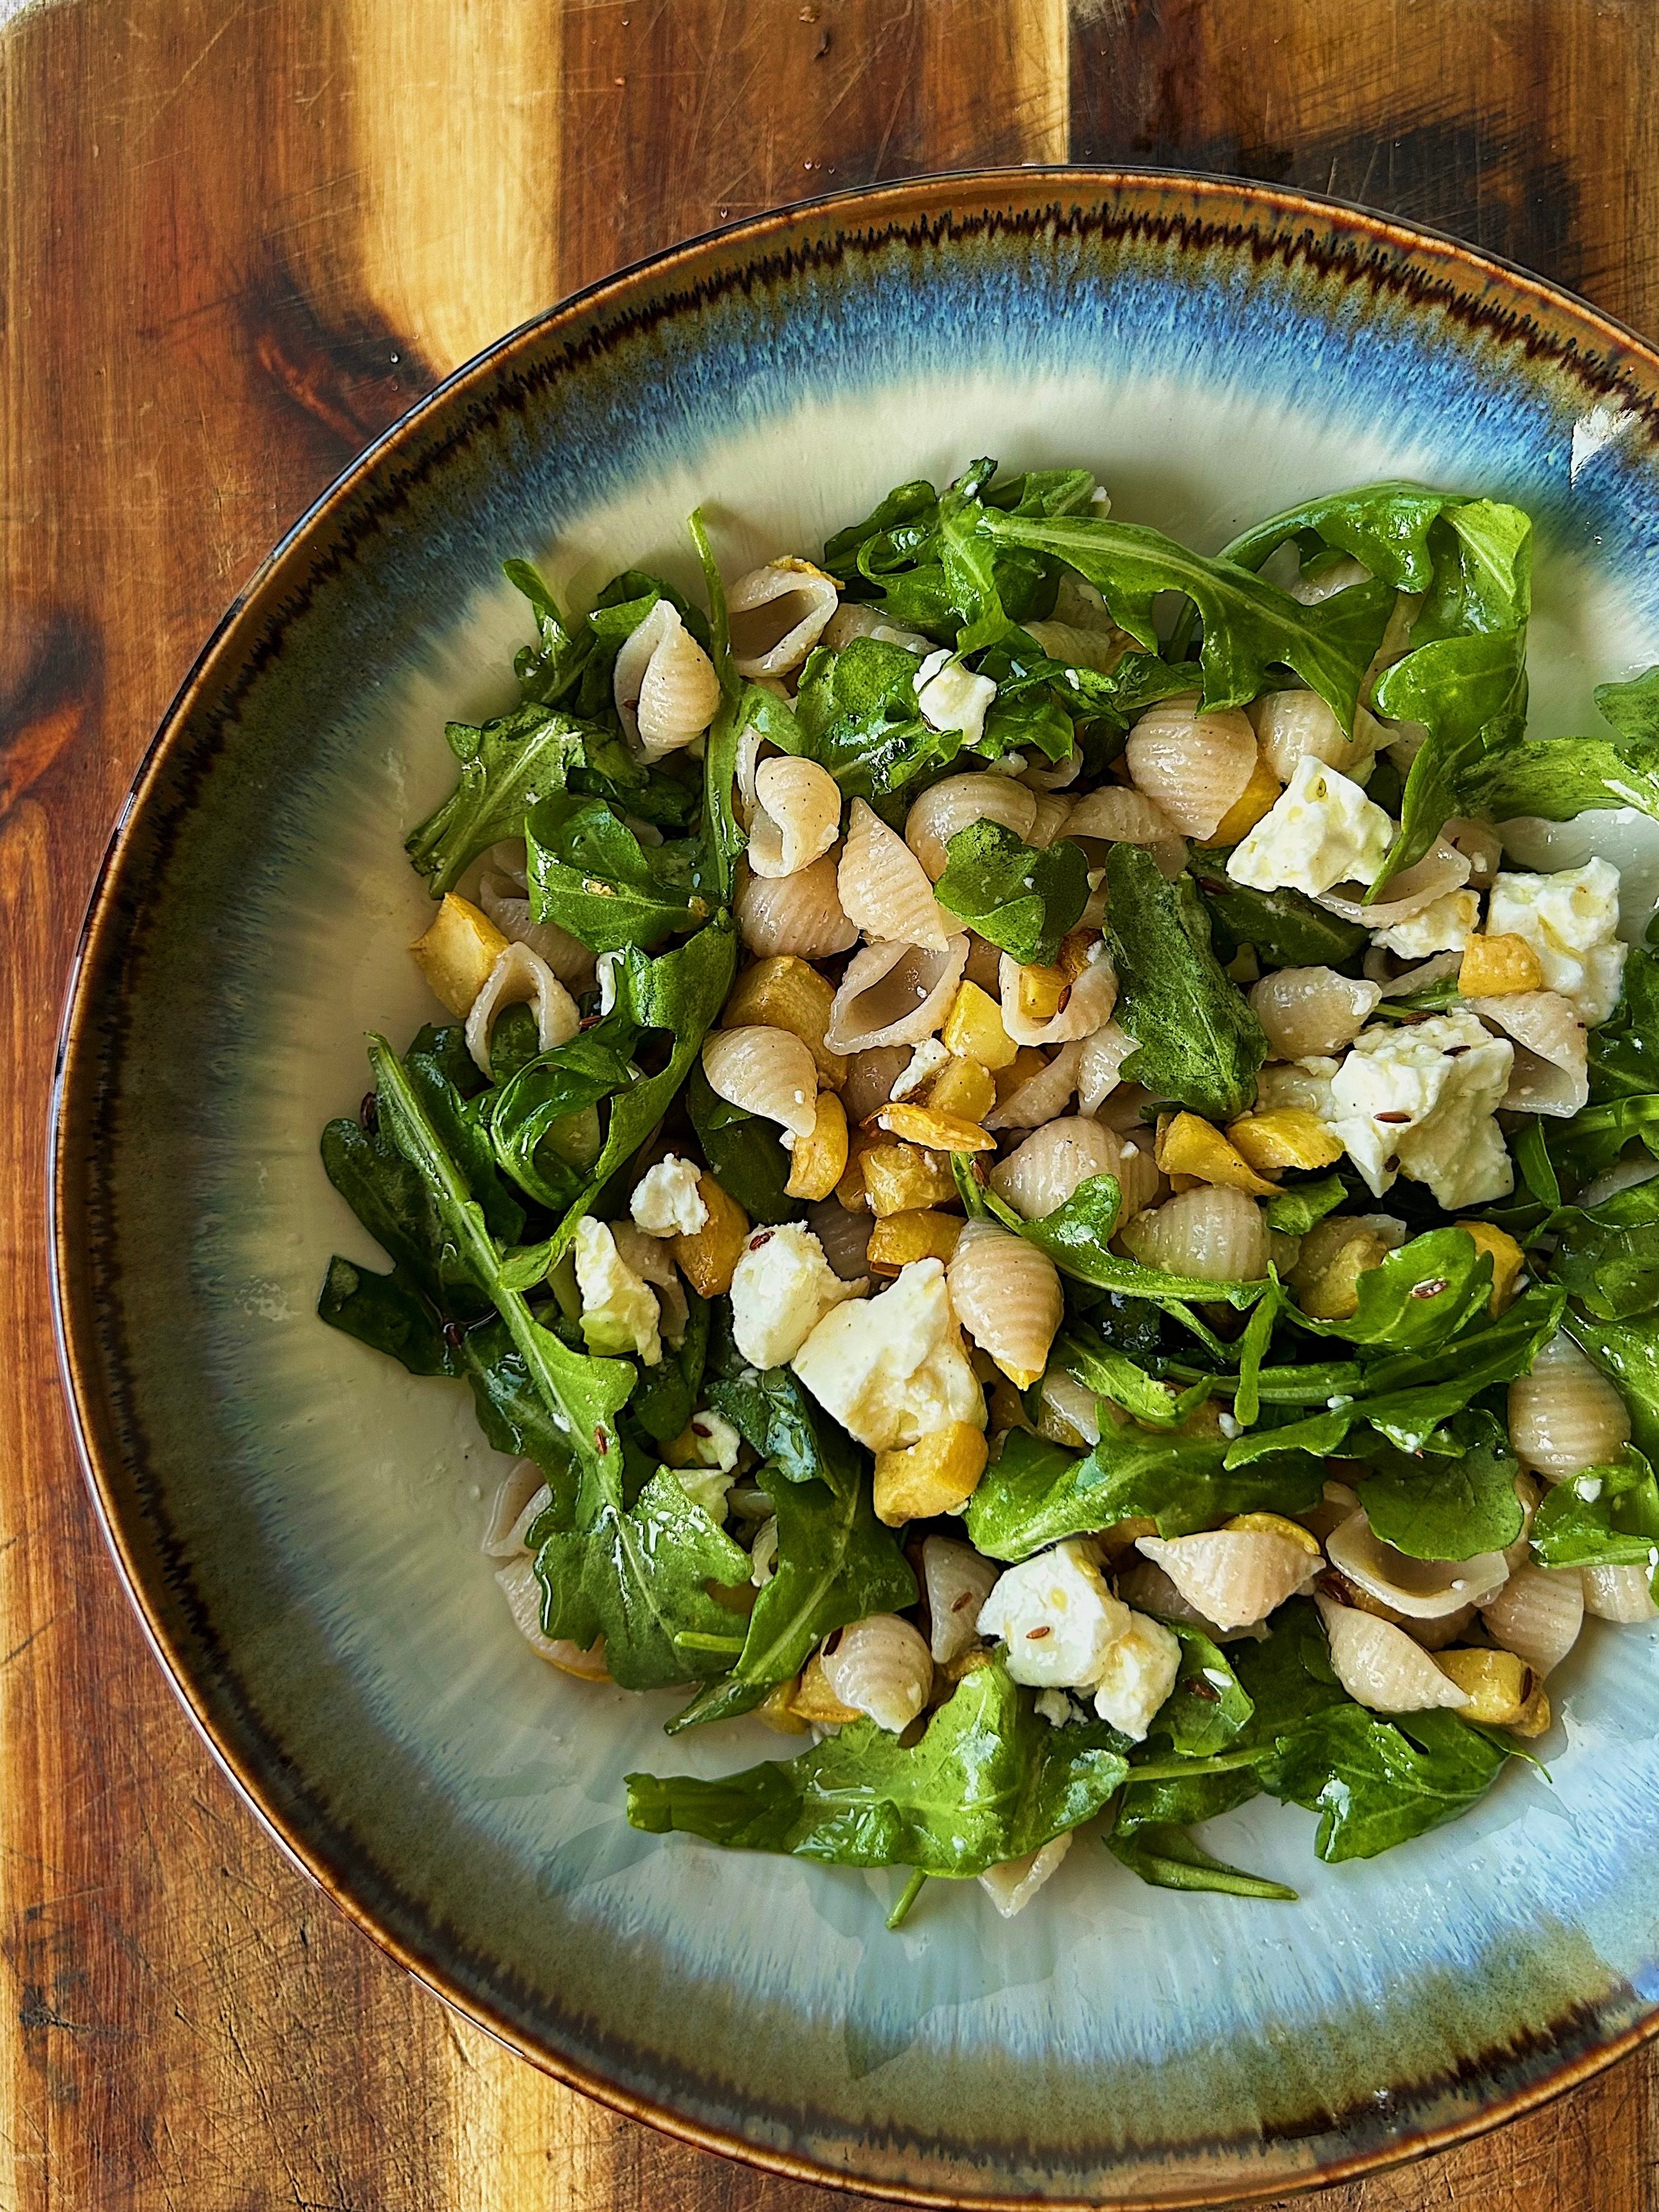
[673,1631,749,1656]
[886,1868,929,1931]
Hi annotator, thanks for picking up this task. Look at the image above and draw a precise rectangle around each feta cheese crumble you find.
[790,1257,984,1452]
[977,1541,1131,1691]
[1226,755,1393,898]
[629,1154,709,1238]
[1090,1610,1182,1740]
[1374,887,1480,958]
[1487,858,1627,1025]
[1327,1011,1515,1209]
[573,1216,661,1365]
[728,1223,861,1370]
[915,649,996,750]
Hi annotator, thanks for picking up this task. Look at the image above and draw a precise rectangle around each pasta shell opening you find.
[728,557,841,678]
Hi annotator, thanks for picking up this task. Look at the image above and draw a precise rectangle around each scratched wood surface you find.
[2,1,1657,2206]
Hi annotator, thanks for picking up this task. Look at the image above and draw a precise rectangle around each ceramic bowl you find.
[53,173,1659,2207]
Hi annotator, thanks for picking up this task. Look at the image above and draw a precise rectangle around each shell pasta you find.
[320,460,1659,1923]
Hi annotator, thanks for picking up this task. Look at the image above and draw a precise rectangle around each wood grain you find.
[0,2,1654,2206]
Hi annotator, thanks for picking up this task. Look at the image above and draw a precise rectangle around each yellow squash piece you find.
[1296,1229,1392,1321]
[784,1090,849,1202]
[1226,1107,1344,1174]
[861,1141,957,1218]
[1436,1646,1535,1726]
[1508,1683,1552,1739]
[757,1678,811,1735]
[924,1053,996,1122]
[1458,1220,1525,1313]
[409,894,510,1016]
[722,955,847,1085]
[1212,750,1282,844]
[1156,1110,1280,1196]
[867,1208,964,1276]
[788,1653,864,1725]
[672,1172,750,1297]
[940,980,1018,1071]
[1458,932,1544,996]
[877,1100,995,1153]
[1015,961,1068,1024]
[873,1422,989,1526]
[992,1044,1048,1105]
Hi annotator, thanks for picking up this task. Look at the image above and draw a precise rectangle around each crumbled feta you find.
[915,649,996,749]
[1033,1688,1079,1728]
[630,1154,709,1238]
[671,1465,735,1523]
[791,1257,984,1451]
[1487,859,1627,1025]
[749,1515,779,1586]
[890,1037,952,1102]
[1375,888,1480,958]
[1090,1611,1182,1741]
[573,1216,661,1365]
[977,1540,1132,1691]
[680,1411,742,1471]
[729,1223,861,1370]
[1328,1011,1515,1209]
[1226,755,1393,898]
[595,952,620,1016]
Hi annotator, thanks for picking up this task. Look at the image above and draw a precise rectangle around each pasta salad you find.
[319,465,1659,1919]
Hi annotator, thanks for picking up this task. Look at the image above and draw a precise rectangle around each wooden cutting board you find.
[3,3,1655,2204]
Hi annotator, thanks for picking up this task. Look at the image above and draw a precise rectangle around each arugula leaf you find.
[629,1289,709,1448]
[1105,1819,1296,1902]
[1465,665,1659,825]
[1551,1178,1659,1320]
[1264,1173,1348,1236]
[975,506,1395,731]
[1530,1448,1659,1595]
[1588,933,1659,1101]
[546,919,738,1260]
[1217,481,1476,593]
[1259,1704,1514,1863]
[793,637,963,801]
[367,1036,634,1491]
[488,1021,631,1210]
[1537,1096,1659,1189]
[535,1469,753,1691]
[1566,1308,1659,1458]
[317,1252,458,1378]
[504,559,594,707]
[822,478,937,579]
[1291,1228,1494,1349]
[706,1361,836,1489]
[1152,1624,1254,1759]
[977,686,1078,766]
[629,1659,1129,1876]
[1103,846,1268,1120]
[1356,1426,1524,1561]
[967,1427,1322,1563]
[526,795,709,952]
[406,704,588,895]
[670,1450,916,1733]
[1053,1330,1211,1429]
[1189,851,1370,969]
[934,822,1088,965]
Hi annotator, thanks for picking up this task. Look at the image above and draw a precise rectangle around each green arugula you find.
[503,558,594,707]
[1153,1625,1255,1759]
[629,1290,709,1449]
[934,821,1089,965]
[1530,1449,1659,1596]
[1588,930,1659,1101]
[684,1061,795,1225]
[534,1467,754,1691]
[1567,1308,1659,1458]
[966,1428,1323,1563]
[1259,1704,1515,1863]
[487,1022,629,1210]
[629,1659,1130,1877]
[1189,852,1370,969]
[1551,1178,1659,1321]
[1216,481,1476,593]
[406,705,589,895]
[1354,1422,1524,1561]
[975,505,1395,731]
[1053,1329,1213,1429]
[1103,845,1268,1121]
[1264,1174,1348,1236]
[526,794,709,952]
[1291,1228,1495,1349]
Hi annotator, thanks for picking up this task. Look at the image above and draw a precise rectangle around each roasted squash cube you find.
[873,1422,989,1525]
[941,980,1017,1071]
[784,1090,849,1202]
[410,894,509,1016]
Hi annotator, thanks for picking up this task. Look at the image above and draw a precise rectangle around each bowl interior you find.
[57,177,1659,2206]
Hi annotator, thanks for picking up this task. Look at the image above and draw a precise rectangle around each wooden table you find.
[4,3,1656,2205]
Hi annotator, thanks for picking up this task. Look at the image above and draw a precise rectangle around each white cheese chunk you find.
[573,1216,661,1365]
[1328,1011,1515,1209]
[1090,1611,1182,1740]
[790,1257,984,1452]
[629,1154,709,1238]
[728,1223,860,1371]
[671,1465,735,1523]
[1374,887,1480,958]
[915,649,996,750]
[679,1410,742,1471]
[1226,755,1393,898]
[890,1037,952,1102]
[977,1540,1132,1691]
[1487,859,1627,1025]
